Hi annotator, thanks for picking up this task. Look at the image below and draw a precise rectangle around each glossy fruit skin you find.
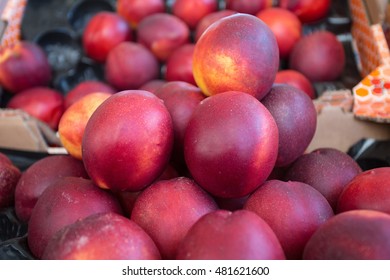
[256,7,302,59]
[0,41,52,94]
[289,31,345,82]
[58,92,112,160]
[337,167,390,215]
[274,70,315,99]
[137,13,190,61]
[14,155,89,223]
[117,0,165,27]
[303,210,390,260]
[6,86,65,130]
[279,0,331,23]
[27,176,123,259]
[64,80,115,109]
[261,84,317,167]
[82,11,133,63]
[192,13,279,100]
[131,177,218,259]
[176,209,286,260]
[244,180,334,259]
[184,91,279,198]
[154,81,205,168]
[82,90,174,192]
[284,148,362,210]
[194,9,237,42]
[172,0,219,29]
[165,44,196,85]
[105,42,160,90]
[42,212,161,260]
[225,0,272,15]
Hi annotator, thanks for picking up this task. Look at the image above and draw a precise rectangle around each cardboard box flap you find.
[0,109,63,152]
[308,105,390,153]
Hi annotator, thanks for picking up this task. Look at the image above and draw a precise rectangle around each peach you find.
[225,0,272,15]
[261,84,317,167]
[105,42,160,90]
[154,81,205,168]
[337,167,390,215]
[289,31,345,82]
[192,13,279,100]
[176,210,285,260]
[117,0,165,27]
[0,152,21,208]
[303,210,390,260]
[6,86,65,130]
[82,11,133,63]
[82,90,174,192]
[244,180,334,259]
[27,176,122,258]
[42,212,160,260]
[256,7,302,59]
[14,155,89,223]
[165,43,196,85]
[137,13,190,61]
[64,80,115,109]
[285,148,362,210]
[0,41,52,94]
[184,91,279,198]
[58,92,112,160]
[274,69,315,99]
[172,0,219,29]
[131,177,218,259]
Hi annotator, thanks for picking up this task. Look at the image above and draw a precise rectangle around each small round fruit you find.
[192,13,279,100]
[184,91,278,198]
[82,90,174,192]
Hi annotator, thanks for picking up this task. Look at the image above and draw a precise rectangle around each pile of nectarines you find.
[1,0,388,261]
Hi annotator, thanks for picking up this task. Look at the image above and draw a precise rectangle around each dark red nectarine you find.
[184,91,279,198]
[0,41,52,94]
[289,31,345,82]
[176,209,285,260]
[244,180,334,259]
[27,176,123,258]
[82,90,174,192]
[7,86,65,130]
[105,42,160,90]
[261,84,317,167]
[337,167,390,215]
[82,11,133,63]
[285,148,362,210]
[137,13,190,61]
[131,177,218,259]
[42,212,161,260]
[303,210,390,260]
[14,155,89,223]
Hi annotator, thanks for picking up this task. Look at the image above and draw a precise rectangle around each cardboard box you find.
[0,109,66,153]
[308,105,390,153]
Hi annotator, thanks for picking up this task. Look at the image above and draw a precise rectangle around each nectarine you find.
[82,90,174,192]
[192,13,279,100]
